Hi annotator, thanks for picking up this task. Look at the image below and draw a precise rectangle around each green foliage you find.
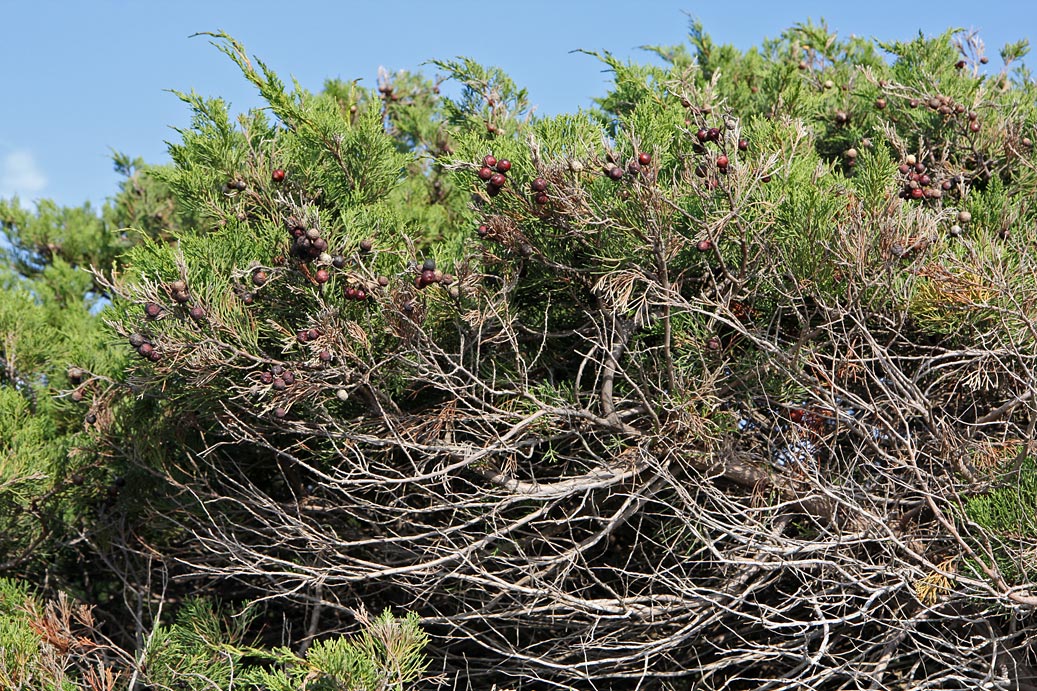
[243,610,428,691]
[143,601,429,691]
[0,578,44,690]
[965,456,1037,581]
[0,584,429,691]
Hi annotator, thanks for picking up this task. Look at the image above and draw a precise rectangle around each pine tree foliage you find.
[4,17,1037,690]
[0,158,193,588]
[0,580,427,691]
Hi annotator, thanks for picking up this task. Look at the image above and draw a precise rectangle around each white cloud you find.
[0,150,48,200]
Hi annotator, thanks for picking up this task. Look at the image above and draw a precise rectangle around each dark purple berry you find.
[271,377,286,391]
[129,333,145,348]
[359,238,374,253]
[281,371,295,385]
[144,302,162,319]
[697,239,713,252]
[607,166,624,180]
[495,159,511,173]
[260,372,273,384]
[638,152,652,166]
[307,328,320,341]
[189,306,206,321]
[489,173,507,187]
[315,269,331,284]
[252,271,268,287]
[531,178,548,192]
[272,168,286,182]
[332,256,346,269]
[477,166,494,181]
[483,155,497,168]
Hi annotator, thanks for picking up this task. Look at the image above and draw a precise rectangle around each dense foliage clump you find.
[3,19,1037,690]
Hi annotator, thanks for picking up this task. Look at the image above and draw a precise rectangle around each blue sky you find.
[1,1,1034,210]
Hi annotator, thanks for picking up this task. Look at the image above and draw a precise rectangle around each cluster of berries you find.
[259,364,296,391]
[605,151,652,181]
[344,284,369,301]
[296,327,322,344]
[296,327,334,364]
[530,177,549,204]
[129,331,161,362]
[692,126,749,183]
[477,155,511,197]
[896,156,947,200]
[68,367,88,403]
[415,258,454,289]
[695,126,723,147]
[166,279,206,322]
[948,210,972,237]
[286,215,327,262]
